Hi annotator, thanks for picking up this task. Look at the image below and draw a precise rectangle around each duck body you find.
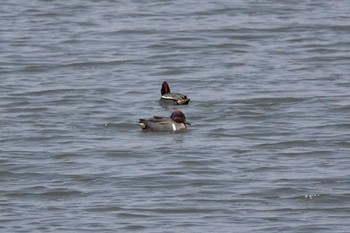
[138,110,190,132]
[159,81,190,106]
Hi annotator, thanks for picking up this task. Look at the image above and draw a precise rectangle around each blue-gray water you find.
[1,0,350,232]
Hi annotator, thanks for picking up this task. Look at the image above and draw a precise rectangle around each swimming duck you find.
[138,109,191,132]
[159,81,190,105]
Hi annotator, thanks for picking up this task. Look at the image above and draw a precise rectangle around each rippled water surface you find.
[1,0,350,232]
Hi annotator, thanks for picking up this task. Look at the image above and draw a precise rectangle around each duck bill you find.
[185,120,191,125]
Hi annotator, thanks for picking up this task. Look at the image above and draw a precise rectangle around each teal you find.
[139,109,191,132]
[159,81,190,106]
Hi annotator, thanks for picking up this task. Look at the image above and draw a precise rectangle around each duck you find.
[138,109,191,132]
[159,81,190,106]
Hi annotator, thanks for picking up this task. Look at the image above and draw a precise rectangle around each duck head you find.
[161,81,171,95]
[170,109,191,125]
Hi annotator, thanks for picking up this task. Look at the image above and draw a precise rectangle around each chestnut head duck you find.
[138,109,191,132]
[159,81,190,106]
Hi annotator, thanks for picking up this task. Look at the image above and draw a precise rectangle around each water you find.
[1,0,350,232]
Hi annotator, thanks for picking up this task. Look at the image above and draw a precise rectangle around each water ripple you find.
[1,0,350,232]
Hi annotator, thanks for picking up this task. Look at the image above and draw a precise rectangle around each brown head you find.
[161,81,171,95]
[170,109,191,125]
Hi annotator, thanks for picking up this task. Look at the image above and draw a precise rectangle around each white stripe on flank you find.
[161,95,175,100]
[172,123,176,131]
